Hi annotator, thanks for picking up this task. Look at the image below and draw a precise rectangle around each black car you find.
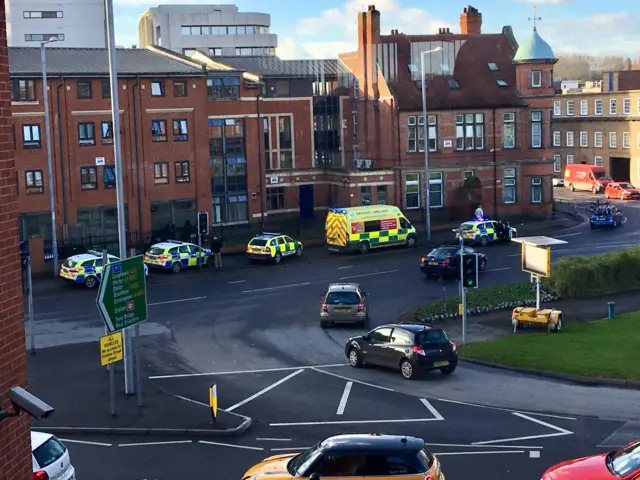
[420,245,487,278]
[345,323,458,379]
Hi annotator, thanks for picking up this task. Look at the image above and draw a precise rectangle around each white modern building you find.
[6,0,106,48]
[138,4,278,57]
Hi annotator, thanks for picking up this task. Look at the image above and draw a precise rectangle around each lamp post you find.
[420,46,442,244]
[41,36,59,275]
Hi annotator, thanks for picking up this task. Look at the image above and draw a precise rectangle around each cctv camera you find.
[7,386,54,420]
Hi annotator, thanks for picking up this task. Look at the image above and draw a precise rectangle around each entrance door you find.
[299,184,314,219]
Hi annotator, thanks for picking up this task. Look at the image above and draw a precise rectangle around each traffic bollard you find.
[607,301,615,319]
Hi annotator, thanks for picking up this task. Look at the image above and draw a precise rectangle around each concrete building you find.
[138,4,277,58]
[6,0,106,48]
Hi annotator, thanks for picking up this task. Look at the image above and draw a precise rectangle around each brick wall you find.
[0,0,32,477]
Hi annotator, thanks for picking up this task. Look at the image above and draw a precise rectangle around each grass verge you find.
[460,312,640,381]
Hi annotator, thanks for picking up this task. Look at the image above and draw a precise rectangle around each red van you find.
[564,164,613,193]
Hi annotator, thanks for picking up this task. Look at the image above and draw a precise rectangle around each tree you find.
[554,53,626,81]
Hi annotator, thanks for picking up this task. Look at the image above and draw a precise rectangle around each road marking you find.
[271,446,310,451]
[530,450,541,458]
[424,443,542,449]
[434,450,525,456]
[310,367,395,392]
[338,265,354,269]
[596,243,638,248]
[435,398,577,420]
[118,440,193,447]
[336,382,353,415]
[228,280,245,284]
[149,363,348,380]
[148,296,207,306]
[174,394,209,407]
[198,440,264,451]
[485,267,511,273]
[473,412,573,445]
[226,369,304,412]
[420,399,444,420]
[553,232,582,238]
[257,438,291,442]
[59,438,112,447]
[270,418,444,426]
[339,269,397,280]
[243,282,311,293]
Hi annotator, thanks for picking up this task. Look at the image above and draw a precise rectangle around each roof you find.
[513,28,556,63]
[68,252,107,261]
[328,283,359,291]
[31,431,53,450]
[9,47,206,77]
[254,232,283,238]
[319,434,424,453]
[390,323,437,333]
[150,241,190,249]
[208,55,341,77]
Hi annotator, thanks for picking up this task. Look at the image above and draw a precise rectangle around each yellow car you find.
[245,232,303,264]
[242,434,444,479]
[455,218,518,246]
[144,240,212,273]
[59,250,148,288]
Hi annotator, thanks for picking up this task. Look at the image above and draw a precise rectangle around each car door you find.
[268,239,277,257]
[189,245,203,265]
[307,453,367,478]
[276,236,287,256]
[178,245,191,266]
[364,327,393,366]
[284,236,296,255]
[384,328,414,368]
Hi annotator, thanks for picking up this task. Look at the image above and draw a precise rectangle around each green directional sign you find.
[96,256,147,333]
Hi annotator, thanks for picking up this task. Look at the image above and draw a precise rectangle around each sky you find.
[113,0,640,59]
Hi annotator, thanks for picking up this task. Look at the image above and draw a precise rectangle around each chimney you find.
[358,5,380,52]
[460,5,482,35]
[625,58,632,70]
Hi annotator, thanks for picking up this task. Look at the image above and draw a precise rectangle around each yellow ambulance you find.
[325,205,418,254]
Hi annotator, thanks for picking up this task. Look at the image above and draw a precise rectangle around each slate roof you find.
[9,47,207,77]
[209,56,343,77]
[513,28,556,63]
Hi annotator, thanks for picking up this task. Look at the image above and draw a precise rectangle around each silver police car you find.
[320,282,369,327]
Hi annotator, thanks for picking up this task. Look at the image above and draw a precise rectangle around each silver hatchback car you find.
[320,283,369,327]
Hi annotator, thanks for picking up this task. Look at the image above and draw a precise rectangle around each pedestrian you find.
[474,204,484,220]
[211,236,223,268]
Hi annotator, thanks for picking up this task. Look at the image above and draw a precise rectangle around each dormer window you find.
[446,78,460,89]
[487,62,499,71]
[531,70,543,88]
[496,80,508,87]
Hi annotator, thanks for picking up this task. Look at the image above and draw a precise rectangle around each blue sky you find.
[113,0,640,59]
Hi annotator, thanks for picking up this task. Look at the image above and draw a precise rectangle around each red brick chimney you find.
[358,5,380,52]
[460,5,482,35]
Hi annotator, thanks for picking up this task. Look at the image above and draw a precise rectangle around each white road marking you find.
[339,269,397,280]
[174,394,209,408]
[420,399,444,420]
[310,367,395,392]
[118,440,193,447]
[148,296,207,306]
[226,369,304,412]
[198,440,264,451]
[336,382,353,415]
[530,450,541,458]
[473,412,573,445]
[59,438,112,447]
[270,418,444,426]
[435,398,577,420]
[257,438,291,442]
[552,232,582,238]
[434,450,525,456]
[228,280,245,284]
[338,265,354,269]
[485,267,511,272]
[242,282,310,293]
[149,363,348,380]
[424,443,542,449]
[271,446,310,451]
[595,243,638,249]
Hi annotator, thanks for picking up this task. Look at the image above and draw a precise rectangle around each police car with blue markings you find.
[455,218,517,246]
[144,240,213,273]
[59,250,149,289]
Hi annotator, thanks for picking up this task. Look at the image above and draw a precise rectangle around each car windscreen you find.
[460,222,475,230]
[326,291,360,304]
[416,329,449,345]
[427,248,456,259]
[33,437,66,468]
[608,442,640,476]
[594,171,609,179]
[249,239,268,246]
[619,183,633,189]
[148,247,165,255]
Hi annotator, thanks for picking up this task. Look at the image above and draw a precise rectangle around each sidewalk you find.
[28,342,250,437]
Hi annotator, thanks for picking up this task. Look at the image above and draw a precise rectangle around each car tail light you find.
[68,269,79,274]
[424,475,433,480]
[413,345,426,356]
[442,258,449,265]
[160,255,170,261]
[450,341,457,352]
[357,302,365,313]
[420,257,426,265]
[33,472,49,480]
[321,303,328,313]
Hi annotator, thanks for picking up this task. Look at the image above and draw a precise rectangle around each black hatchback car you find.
[420,245,487,278]
[345,323,457,379]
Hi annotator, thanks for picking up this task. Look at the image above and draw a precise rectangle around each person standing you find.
[211,236,223,268]
[474,204,484,220]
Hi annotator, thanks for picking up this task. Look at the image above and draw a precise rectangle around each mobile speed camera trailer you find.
[510,236,568,333]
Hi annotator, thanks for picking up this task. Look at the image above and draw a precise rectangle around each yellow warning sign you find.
[100,331,123,366]
[458,303,463,316]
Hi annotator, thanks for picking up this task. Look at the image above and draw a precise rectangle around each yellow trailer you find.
[511,307,563,333]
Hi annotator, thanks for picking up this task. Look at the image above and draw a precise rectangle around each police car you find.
[246,232,303,263]
[59,250,149,289]
[144,240,213,273]
[455,218,517,246]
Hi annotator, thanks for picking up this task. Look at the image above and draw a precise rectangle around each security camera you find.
[7,387,54,420]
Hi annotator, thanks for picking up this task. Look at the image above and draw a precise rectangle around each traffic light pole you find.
[462,286,467,346]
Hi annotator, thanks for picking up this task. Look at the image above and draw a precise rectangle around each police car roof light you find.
[86,250,102,256]
[260,232,281,237]
[165,240,183,244]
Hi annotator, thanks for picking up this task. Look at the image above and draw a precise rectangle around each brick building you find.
[0,1,32,478]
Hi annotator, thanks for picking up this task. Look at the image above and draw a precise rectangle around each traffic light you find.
[461,253,478,288]
[197,212,209,236]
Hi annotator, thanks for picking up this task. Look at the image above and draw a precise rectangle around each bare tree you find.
[554,53,626,81]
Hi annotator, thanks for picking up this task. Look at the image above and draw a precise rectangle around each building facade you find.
[138,4,277,58]
[7,0,106,48]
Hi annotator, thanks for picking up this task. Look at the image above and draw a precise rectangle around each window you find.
[76,81,92,99]
[22,124,40,148]
[531,70,542,88]
[610,99,617,115]
[360,186,372,205]
[352,113,358,138]
[580,100,588,116]
[496,80,508,87]
[78,122,95,146]
[173,119,188,141]
[579,131,588,147]
[154,162,169,184]
[455,113,484,150]
[463,170,476,179]
[553,101,561,116]
[487,62,499,71]
[530,111,542,148]
[267,187,285,211]
[595,99,603,116]
[101,121,113,144]
[623,132,630,148]
[208,48,222,56]
[25,170,43,194]
[404,173,420,209]
[101,80,111,99]
[276,81,290,96]
[446,78,460,89]
[228,195,248,222]
[25,33,64,42]
[80,166,97,190]
[174,161,190,183]
[150,81,165,97]
[11,79,36,102]
[531,177,542,204]
[429,172,443,208]
[152,120,167,142]
[566,154,574,164]
[407,115,438,153]
[277,116,293,169]
[502,112,516,149]
[103,166,115,189]
[594,131,603,148]
[207,77,240,100]
[566,100,574,116]
[609,132,617,148]
[553,155,561,173]
[624,98,631,114]
[173,81,187,97]
[552,131,561,147]
[376,185,387,205]
[427,115,438,152]
[23,11,63,18]
[353,78,359,99]
[593,156,603,166]
[503,168,516,204]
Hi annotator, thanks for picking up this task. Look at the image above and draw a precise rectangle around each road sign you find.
[100,331,123,366]
[97,256,148,333]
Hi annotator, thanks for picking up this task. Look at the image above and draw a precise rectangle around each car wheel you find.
[400,359,414,379]
[592,186,598,194]
[440,365,457,375]
[359,242,370,255]
[406,234,417,248]
[480,235,488,246]
[479,259,487,271]
[84,276,98,289]
[171,262,181,273]
[348,348,363,368]
[296,247,302,257]
[569,183,575,192]
[590,224,595,229]
[274,253,282,264]
[605,193,610,199]
[320,320,329,328]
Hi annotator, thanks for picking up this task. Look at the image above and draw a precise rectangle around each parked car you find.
[604,182,640,200]
[420,245,487,278]
[564,164,613,194]
[31,431,76,480]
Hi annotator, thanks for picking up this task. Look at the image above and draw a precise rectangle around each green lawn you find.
[460,312,640,381]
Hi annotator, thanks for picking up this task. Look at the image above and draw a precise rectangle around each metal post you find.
[462,287,467,345]
[535,275,541,310]
[103,250,116,416]
[420,51,431,244]
[27,258,35,354]
[105,0,134,395]
[198,233,203,269]
[41,41,59,275]
[135,324,143,406]
[458,234,464,297]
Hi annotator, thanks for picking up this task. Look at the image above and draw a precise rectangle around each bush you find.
[543,247,640,298]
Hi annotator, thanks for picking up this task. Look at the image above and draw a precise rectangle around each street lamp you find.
[420,46,442,244]
[41,36,59,275]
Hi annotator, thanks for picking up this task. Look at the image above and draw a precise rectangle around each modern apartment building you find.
[6,0,106,48]
[138,4,277,58]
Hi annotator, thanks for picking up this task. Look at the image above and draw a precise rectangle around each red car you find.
[604,182,640,200]
[542,441,640,479]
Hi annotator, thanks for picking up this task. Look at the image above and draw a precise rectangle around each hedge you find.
[543,246,640,298]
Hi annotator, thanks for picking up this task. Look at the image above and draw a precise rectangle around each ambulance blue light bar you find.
[329,208,348,214]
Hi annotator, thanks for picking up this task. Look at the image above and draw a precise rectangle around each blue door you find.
[299,185,314,219]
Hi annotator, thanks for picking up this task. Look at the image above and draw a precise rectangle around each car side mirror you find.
[362,334,369,341]
[310,474,321,480]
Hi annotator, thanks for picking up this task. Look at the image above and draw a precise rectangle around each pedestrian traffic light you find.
[461,253,478,289]
[197,212,209,236]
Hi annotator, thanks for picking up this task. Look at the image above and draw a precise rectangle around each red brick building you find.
[0,0,32,477]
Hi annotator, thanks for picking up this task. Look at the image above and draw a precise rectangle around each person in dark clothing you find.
[211,236,223,268]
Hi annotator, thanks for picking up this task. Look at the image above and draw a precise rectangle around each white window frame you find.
[502,112,516,149]
[553,154,561,173]
[427,115,438,152]
[531,111,542,148]
[566,101,574,116]
[610,99,617,115]
[531,177,543,204]
[352,112,358,137]
[404,173,420,209]
[553,101,561,116]
[609,132,617,148]
[595,99,603,116]
[552,131,561,147]
[623,98,631,115]
[429,172,443,209]
[531,70,542,88]
[594,131,603,148]
[503,168,517,204]
[594,156,604,166]
[579,131,588,147]
[580,100,588,116]
[623,132,630,148]
[566,154,574,164]
[353,78,359,100]
[566,131,574,147]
